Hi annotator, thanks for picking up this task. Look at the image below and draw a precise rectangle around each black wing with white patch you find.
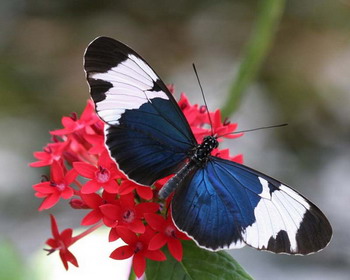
[84,37,197,185]
[172,156,332,254]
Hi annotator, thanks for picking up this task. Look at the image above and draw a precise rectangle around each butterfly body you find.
[159,135,218,199]
[84,36,332,254]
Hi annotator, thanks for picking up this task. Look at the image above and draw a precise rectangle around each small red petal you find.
[99,204,119,220]
[61,187,74,199]
[81,180,101,194]
[60,249,78,270]
[65,249,79,267]
[46,238,58,248]
[102,179,119,194]
[73,162,96,178]
[144,213,165,231]
[133,254,146,278]
[135,202,159,215]
[81,209,101,225]
[50,215,60,239]
[60,228,73,245]
[118,181,135,195]
[108,228,120,242]
[127,220,145,234]
[80,100,95,121]
[59,251,69,270]
[110,245,134,260]
[231,154,244,164]
[65,169,78,184]
[81,193,103,208]
[144,249,166,261]
[33,182,53,194]
[167,238,183,261]
[116,227,138,245]
[39,193,60,210]
[50,161,65,182]
[148,233,167,250]
[136,185,153,200]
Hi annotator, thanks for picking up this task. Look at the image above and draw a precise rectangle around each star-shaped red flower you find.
[30,142,68,167]
[45,215,78,270]
[110,226,166,278]
[100,193,159,240]
[73,150,121,194]
[33,161,77,210]
[145,212,189,261]
[79,191,117,226]
[50,100,100,136]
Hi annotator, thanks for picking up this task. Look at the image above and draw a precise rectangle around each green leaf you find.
[0,239,25,280]
[146,240,253,280]
[221,0,285,117]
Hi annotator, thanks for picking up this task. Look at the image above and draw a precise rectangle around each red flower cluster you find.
[31,91,243,278]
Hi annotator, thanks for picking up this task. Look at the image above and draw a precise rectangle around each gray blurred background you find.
[1,0,349,279]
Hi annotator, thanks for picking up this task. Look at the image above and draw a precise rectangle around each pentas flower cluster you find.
[31,90,243,278]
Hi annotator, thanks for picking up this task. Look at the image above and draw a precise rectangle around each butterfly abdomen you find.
[158,161,197,199]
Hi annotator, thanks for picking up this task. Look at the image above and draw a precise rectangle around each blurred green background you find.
[1,0,350,279]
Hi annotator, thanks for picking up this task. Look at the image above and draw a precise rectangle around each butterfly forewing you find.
[84,37,197,185]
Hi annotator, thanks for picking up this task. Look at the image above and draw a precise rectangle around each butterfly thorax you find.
[159,135,218,199]
[192,136,218,167]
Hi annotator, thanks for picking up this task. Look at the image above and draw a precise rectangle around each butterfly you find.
[83,36,332,254]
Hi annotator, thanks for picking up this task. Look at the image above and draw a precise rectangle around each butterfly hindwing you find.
[172,156,332,254]
[84,37,197,185]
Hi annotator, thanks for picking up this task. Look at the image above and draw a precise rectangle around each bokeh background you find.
[1,0,350,279]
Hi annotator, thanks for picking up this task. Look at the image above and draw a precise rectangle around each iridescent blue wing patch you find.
[84,37,197,185]
[172,156,332,254]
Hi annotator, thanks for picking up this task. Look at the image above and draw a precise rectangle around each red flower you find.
[33,161,77,210]
[51,100,100,135]
[145,213,189,261]
[110,226,166,278]
[73,150,120,194]
[191,109,241,143]
[45,215,78,270]
[100,193,159,240]
[31,93,244,275]
[80,191,117,226]
[30,142,68,167]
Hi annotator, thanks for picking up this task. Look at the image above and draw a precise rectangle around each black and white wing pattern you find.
[84,37,197,185]
[171,156,332,253]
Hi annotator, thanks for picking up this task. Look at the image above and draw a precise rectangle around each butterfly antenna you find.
[218,123,288,138]
[192,63,214,136]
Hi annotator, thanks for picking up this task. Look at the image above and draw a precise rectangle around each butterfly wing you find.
[171,156,332,254]
[84,37,197,185]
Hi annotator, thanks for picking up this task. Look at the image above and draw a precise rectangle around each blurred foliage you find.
[0,239,25,280]
[221,0,285,117]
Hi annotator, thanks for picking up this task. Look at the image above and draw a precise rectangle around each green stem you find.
[221,0,285,118]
